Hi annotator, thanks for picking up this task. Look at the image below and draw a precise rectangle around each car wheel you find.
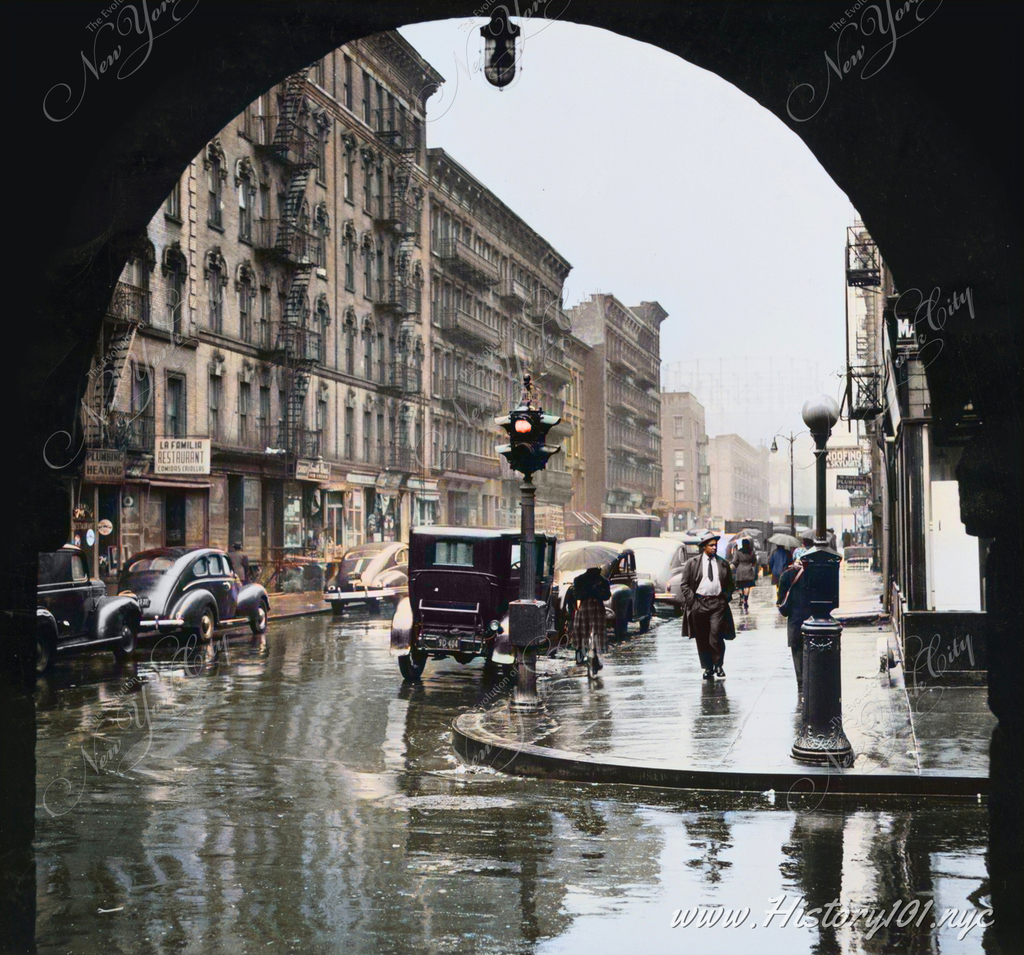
[193,607,216,644]
[249,601,268,635]
[35,633,55,675]
[638,614,652,633]
[111,622,137,661]
[614,606,629,640]
[398,647,427,682]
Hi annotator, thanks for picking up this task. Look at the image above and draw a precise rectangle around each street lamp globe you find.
[801,395,840,442]
[480,10,520,88]
[770,437,778,453]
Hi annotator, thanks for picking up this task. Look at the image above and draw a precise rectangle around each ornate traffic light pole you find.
[495,376,561,711]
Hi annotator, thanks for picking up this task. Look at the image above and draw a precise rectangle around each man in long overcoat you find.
[777,554,812,693]
[679,531,736,680]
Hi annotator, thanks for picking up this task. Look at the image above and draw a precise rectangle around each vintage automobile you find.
[390,527,557,681]
[324,541,408,613]
[622,536,693,614]
[554,541,657,640]
[35,544,142,674]
[118,547,270,642]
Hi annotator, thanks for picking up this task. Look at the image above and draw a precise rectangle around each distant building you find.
[569,294,665,514]
[707,434,769,524]
[660,391,709,530]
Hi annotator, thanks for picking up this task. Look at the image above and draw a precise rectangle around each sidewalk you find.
[453,565,995,798]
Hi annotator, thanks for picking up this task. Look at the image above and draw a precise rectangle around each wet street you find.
[33,607,992,955]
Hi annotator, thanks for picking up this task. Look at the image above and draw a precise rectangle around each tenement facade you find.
[570,294,665,514]
[707,433,770,525]
[660,391,709,530]
[78,33,444,581]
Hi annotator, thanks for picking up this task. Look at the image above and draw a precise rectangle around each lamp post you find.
[770,431,804,536]
[792,395,854,767]
[480,9,520,88]
[495,376,561,711]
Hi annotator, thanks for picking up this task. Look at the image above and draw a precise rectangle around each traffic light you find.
[495,406,561,475]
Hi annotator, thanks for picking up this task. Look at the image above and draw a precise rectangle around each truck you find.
[601,513,661,544]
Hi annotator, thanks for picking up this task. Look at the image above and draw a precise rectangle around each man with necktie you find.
[679,531,736,680]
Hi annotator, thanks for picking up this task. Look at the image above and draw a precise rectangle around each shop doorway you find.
[165,491,186,546]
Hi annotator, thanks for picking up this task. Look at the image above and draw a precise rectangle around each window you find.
[278,388,286,445]
[343,55,353,110]
[313,57,325,88]
[317,397,327,438]
[674,415,683,437]
[377,330,385,383]
[377,412,385,462]
[165,374,185,438]
[259,285,271,348]
[344,236,355,291]
[238,166,255,241]
[238,269,254,341]
[165,248,187,335]
[131,363,154,447]
[314,205,329,268]
[165,178,181,220]
[345,321,355,375]
[362,243,372,296]
[362,159,372,213]
[207,258,224,333]
[239,380,251,445]
[432,540,474,567]
[674,450,685,468]
[363,328,373,379]
[343,145,354,203]
[209,373,222,441]
[207,150,223,228]
[344,405,354,459]
[259,385,270,446]
[361,70,371,125]
[316,123,327,184]
[363,409,371,461]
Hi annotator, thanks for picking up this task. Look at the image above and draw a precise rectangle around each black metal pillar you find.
[792,398,853,767]
[510,474,541,711]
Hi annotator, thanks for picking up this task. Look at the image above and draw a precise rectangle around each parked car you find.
[390,527,557,682]
[554,541,656,640]
[118,547,270,643]
[324,541,408,613]
[622,536,692,613]
[35,545,142,674]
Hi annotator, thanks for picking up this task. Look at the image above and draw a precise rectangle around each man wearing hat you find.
[679,531,736,680]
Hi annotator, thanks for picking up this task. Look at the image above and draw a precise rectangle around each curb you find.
[452,711,989,800]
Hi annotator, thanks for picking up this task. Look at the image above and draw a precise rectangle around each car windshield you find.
[555,545,619,573]
[126,556,175,573]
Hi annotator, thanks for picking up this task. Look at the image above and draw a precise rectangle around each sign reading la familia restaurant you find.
[155,438,211,475]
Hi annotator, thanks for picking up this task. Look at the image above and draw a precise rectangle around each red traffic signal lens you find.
[514,419,533,434]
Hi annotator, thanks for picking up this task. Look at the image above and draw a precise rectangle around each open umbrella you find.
[768,532,802,549]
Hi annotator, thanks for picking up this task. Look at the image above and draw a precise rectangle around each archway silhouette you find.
[7,2,1019,949]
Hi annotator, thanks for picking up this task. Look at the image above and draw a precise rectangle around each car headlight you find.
[487,619,502,634]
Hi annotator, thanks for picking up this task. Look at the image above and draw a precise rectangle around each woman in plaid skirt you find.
[570,566,611,673]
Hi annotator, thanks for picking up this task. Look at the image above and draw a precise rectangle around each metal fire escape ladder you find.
[270,68,320,461]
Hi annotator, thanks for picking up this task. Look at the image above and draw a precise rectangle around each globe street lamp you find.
[792,395,854,767]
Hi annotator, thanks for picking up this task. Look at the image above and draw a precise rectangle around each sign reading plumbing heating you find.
[154,438,211,475]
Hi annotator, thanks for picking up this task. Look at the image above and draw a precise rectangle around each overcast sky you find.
[399,17,860,447]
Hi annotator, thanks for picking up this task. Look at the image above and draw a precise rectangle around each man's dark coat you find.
[678,553,736,640]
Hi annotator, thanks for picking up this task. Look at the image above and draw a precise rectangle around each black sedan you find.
[36,545,141,674]
[118,547,270,643]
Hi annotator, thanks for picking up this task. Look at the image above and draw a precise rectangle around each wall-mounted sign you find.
[85,528,96,547]
[295,458,331,483]
[84,449,125,483]
[97,519,113,536]
[825,447,863,469]
[836,474,872,492]
[155,438,211,474]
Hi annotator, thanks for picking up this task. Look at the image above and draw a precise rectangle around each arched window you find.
[204,248,228,333]
[315,294,330,365]
[236,158,257,242]
[363,319,373,380]
[206,141,227,229]
[161,242,188,336]
[314,202,330,268]
[343,309,356,376]
[237,262,256,341]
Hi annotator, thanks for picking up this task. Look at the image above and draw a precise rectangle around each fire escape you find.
[254,71,324,463]
[373,104,422,470]
[85,280,149,449]
[843,227,883,420]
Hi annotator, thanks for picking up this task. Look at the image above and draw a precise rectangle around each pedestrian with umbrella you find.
[730,537,758,612]
[767,532,801,591]
[571,565,611,676]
